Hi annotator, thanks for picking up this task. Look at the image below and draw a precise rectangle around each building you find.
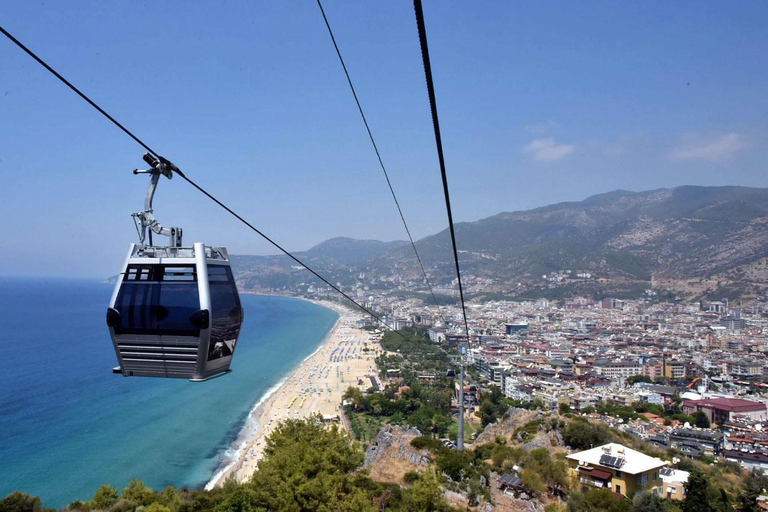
[682,397,768,425]
[566,443,666,497]
[390,318,412,330]
[723,450,768,472]
[594,361,643,383]
[505,322,529,334]
[475,356,504,386]
[668,429,725,459]
[720,316,747,331]
[728,360,763,379]
[660,467,689,501]
[428,327,446,343]
[497,472,527,498]
[665,361,687,380]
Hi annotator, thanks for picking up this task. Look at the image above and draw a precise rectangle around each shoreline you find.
[206,295,382,488]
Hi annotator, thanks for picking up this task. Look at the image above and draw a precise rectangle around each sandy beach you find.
[207,299,383,487]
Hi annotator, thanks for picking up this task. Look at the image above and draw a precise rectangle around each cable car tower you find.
[106,154,244,381]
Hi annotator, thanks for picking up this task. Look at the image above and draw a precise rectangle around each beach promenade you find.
[209,300,382,486]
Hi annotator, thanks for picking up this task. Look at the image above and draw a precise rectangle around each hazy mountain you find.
[304,237,409,266]
[232,186,768,301]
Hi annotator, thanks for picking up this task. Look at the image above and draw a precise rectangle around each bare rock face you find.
[473,408,537,446]
[364,425,430,484]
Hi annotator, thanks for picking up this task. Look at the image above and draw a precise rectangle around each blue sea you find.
[0,277,339,508]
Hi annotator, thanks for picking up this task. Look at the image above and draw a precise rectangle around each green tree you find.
[213,487,260,512]
[432,414,452,437]
[490,443,516,469]
[683,470,712,512]
[122,479,155,506]
[694,411,711,429]
[435,449,474,481]
[521,469,546,496]
[568,488,632,512]
[89,484,119,510]
[632,492,665,512]
[399,470,454,511]
[736,469,768,512]
[403,471,420,484]
[633,402,665,416]
[145,504,172,512]
[407,405,440,434]
[248,419,374,511]
[627,375,653,385]
[342,386,367,411]
[0,492,44,512]
[717,488,732,512]
[563,419,612,450]
[156,486,184,511]
[478,398,498,426]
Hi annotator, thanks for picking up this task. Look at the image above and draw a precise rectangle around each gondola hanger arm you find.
[131,153,183,247]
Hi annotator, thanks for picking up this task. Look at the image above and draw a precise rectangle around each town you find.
[314,286,768,508]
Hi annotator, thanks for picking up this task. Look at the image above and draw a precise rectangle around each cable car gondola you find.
[106,155,243,381]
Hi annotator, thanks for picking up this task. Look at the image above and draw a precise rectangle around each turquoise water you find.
[0,278,339,508]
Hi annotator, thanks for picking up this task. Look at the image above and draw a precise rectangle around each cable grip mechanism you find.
[131,153,183,247]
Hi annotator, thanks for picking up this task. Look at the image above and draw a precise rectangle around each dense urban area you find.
[8,286,768,512]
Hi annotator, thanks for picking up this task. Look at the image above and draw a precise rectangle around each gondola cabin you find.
[107,242,243,381]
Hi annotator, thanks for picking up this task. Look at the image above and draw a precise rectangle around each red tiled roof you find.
[684,398,766,413]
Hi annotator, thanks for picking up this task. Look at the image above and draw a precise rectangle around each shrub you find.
[562,419,611,450]
[403,471,420,484]
[410,436,446,453]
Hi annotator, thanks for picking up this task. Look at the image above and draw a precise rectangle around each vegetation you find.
[682,470,712,512]
[2,419,460,512]
[409,436,490,502]
[342,327,460,444]
[475,436,570,497]
[626,374,653,385]
[4,325,762,512]
[583,398,716,429]
[736,470,768,512]
[562,417,612,450]
[567,488,632,512]
[0,492,50,512]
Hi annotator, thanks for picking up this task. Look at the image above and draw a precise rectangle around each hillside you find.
[231,186,768,302]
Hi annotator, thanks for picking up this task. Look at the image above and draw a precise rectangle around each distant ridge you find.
[305,237,409,266]
[231,186,768,301]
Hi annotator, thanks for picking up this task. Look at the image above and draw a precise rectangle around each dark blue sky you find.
[2,1,767,277]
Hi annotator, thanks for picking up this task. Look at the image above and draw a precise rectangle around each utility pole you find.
[457,362,465,450]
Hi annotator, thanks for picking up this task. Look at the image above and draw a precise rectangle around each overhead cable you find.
[412,0,471,342]
[315,0,448,325]
[0,23,411,342]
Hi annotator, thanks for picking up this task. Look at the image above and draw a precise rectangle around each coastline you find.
[206,296,382,488]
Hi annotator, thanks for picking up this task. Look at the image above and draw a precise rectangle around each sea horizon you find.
[0,277,339,508]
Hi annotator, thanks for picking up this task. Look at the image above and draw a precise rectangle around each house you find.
[498,472,527,498]
[660,467,689,501]
[566,443,666,497]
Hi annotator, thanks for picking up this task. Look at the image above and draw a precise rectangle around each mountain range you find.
[231,186,768,302]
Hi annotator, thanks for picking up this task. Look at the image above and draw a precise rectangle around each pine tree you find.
[683,470,712,512]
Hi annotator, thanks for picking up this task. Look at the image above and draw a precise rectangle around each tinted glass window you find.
[208,265,242,361]
[114,265,201,335]
[162,266,196,281]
